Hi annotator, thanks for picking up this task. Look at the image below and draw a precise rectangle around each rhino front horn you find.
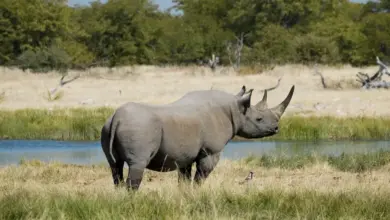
[271,85,295,118]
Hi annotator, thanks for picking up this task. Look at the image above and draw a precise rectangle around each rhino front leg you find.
[125,162,146,191]
[178,163,192,184]
[194,152,221,185]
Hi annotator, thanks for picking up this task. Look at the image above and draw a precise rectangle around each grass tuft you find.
[45,89,64,102]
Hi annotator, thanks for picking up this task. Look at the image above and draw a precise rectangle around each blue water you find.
[0,140,389,166]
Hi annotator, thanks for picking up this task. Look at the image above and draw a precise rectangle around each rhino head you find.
[235,85,295,139]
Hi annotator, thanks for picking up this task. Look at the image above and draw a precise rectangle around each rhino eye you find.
[256,118,263,122]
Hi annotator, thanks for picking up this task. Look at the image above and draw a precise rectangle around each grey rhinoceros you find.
[101,85,295,190]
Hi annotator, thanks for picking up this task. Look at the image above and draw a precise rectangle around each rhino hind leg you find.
[194,152,221,185]
[111,160,124,186]
[103,148,124,187]
[100,125,125,187]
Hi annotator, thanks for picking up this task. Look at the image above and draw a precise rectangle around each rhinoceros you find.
[101,85,295,190]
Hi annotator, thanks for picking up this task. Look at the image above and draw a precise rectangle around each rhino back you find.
[158,90,237,154]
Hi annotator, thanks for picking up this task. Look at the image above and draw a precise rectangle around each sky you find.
[68,0,371,11]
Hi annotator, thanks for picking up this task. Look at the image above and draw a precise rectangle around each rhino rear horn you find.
[236,85,246,97]
[255,90,268,110]
[271,85,295,118]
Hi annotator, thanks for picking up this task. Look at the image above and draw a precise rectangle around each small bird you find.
[239,171,254,185]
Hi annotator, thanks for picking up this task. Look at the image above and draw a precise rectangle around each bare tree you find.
[208,53,219,71]
[226,32,246,71]
[196,53,219,71]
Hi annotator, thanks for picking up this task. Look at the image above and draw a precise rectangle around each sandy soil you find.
[1,64,389,117]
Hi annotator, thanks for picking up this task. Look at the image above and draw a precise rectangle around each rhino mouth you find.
[263,129,278,137]
[237,129,277,139]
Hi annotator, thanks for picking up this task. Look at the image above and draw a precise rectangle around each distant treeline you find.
[0,0,390,73]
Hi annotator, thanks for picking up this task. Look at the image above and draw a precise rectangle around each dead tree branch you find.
[356,56,390,89]
[50,73,81,95]
[259,77,283,92]
[376,56,390,76]
[314,64,328,89]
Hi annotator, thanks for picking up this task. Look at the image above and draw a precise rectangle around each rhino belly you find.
[146,149,196,172]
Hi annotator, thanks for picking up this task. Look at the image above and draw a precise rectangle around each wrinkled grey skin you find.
[101,85,295,190]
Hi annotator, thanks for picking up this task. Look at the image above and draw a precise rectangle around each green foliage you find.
[250,24,297,65]
[0,0,390,69]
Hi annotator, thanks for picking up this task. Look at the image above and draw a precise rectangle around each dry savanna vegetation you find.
[1,151,390,219]
[1,65,390,219]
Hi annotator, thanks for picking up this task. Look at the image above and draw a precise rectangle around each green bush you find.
[17,45,71,74]
[293,33,341,65]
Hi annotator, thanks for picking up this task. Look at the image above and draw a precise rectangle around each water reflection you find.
[0,139,389,166]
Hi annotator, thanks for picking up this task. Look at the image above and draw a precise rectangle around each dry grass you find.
[0,64,389,117]
[1,158,390,219]
[0,91,4,103]
[3,158,389,195]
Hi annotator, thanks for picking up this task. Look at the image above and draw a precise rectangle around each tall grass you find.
[0,107,112,140]
[243,149,390,172]
[0,108,390,141]
[1,187,389,220]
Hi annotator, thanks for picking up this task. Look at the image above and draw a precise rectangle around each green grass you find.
[0,107,390,141]
[0,187,389,219]
[243,149,390,172]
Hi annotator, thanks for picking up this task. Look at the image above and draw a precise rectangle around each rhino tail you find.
[108,113,119,164]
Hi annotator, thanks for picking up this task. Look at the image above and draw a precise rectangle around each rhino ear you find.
[237,89,253,113]
[236,85,246,97]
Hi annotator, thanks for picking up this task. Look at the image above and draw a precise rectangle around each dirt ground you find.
[1,64,389,117]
